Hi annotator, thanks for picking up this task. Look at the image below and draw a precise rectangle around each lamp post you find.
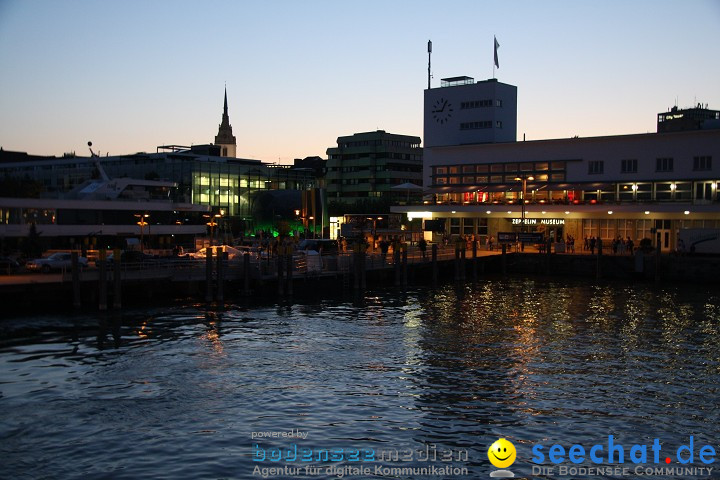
[134,213,149,252]
[205,213,222,245]
[367,216,383,251]
[514,175,534,250]
[309,216,315,239]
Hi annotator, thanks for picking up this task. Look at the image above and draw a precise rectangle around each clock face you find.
[432,97,453,124]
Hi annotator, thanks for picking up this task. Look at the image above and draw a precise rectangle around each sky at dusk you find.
[1,0,719,163]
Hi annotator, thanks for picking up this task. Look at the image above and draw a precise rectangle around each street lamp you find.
[134,213,150,252]
[205,213,222,245]
[514,175,534,250]
[367,216,383,251]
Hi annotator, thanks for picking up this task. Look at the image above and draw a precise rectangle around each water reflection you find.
[1,279,719,478]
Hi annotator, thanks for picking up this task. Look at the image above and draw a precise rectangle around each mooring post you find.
[72,251,81,309]
[454,239,460,281]
[655,232,661,283]
[205,247,213,303]
[243,252,251,296]
[113,248,122,310]
[401,246,408,286]
[394,243,401,287]
[431,243,438,285]
[460,242,466,281]
[596,238,603,280]
[472,240,478,281]
[361,248,367,290]
[286,246,293,295]
[217,251,226,303]
[546,237,552,274]
[501,243,507,276]
[277,250,284,296]
[98,248,107,311]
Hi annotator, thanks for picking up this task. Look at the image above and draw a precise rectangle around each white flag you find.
[494,36,500,68]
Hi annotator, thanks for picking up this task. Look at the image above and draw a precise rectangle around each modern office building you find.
[393,75,720,252]
[326,130,423,205]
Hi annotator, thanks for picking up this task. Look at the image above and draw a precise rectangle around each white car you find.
[27,252,88,273]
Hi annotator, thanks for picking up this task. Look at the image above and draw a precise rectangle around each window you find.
[656,157,673,172]
[496,99,503,107]
[450,218,460,235]
[588,161,604,175]
[621,159,637,173]
[463,218,475,235]
[435,167,447,175]
[693,156,712,171]
[496,121,503,128]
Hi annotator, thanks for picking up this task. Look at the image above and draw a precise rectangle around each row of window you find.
[434,161,567,176]
[460,121,503,130]
[328,153,422,161]
[460,99,503,109]
[435,173,566,185]
[590,156,712,175]
[338,140,421,148]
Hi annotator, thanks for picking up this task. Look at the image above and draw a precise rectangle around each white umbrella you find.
[391,182,423,202]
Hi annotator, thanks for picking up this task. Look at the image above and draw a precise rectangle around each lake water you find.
[1,278,719,479]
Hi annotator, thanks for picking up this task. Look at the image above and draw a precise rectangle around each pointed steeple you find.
[215,86,236,157]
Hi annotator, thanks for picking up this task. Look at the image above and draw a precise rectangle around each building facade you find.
[393,78,720,252]
[326,130,423,205]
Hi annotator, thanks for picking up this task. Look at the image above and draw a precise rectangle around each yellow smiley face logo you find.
[488,438,516,469]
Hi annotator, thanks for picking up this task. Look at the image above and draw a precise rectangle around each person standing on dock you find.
[418,238,427,260]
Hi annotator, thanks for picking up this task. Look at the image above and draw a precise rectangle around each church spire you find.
[215,86,236,157]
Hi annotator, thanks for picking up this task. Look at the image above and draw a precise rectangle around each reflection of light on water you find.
[202,320,224,355]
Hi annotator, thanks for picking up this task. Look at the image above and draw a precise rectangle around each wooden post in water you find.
[472,240,478,281]
[113,248,122,310]
[394,244,401,287]
[361,248,367,290]
[431,243,438,285]
[460,243,466,281]
[401,247,408,286]
[655,232,661,283]
[546,237,552,274]
[217,251,226,303]
[205,247,214,303]
[277,250,284,296]
[454,240,460,281]
[286,247,293,295]
[98,248,107,311]
[243,252,251,296]
[72,251,81,309]
[596,238,603,279]
[501,243,507,276]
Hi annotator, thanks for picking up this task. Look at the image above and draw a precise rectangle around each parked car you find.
[0,256,20,274]
[26,252,88,273]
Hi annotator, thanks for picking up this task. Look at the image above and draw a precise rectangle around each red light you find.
[590,199,597,204]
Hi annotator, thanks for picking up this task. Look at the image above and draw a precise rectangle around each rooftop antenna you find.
[88,141,110,181]
[427,40,432,89]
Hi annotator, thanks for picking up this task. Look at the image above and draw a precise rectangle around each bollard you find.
[217,251,226,303]
[98,249,107,311]
[72,251,81,309]
[113,248,122,310]
[205,247,213,303]
[596,238,603,280]
[243,252,251,296]
[431,243,438,286]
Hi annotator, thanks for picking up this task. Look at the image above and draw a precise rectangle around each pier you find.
[1,245,719,313]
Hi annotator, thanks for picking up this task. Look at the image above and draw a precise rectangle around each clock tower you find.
[214,87,237,158]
